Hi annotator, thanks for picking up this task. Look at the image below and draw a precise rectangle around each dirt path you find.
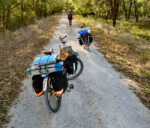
[4,14,150,128]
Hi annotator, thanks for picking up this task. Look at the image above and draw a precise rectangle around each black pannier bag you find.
[88,34,93,45]
[64,55,78,75]
[32,75,44,93]
[51,72,68,93]
[78,34,93,46]
[78,36,84,45]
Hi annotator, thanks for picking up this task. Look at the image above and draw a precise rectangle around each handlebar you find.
[59,35,67,41]
[81,24,85,28]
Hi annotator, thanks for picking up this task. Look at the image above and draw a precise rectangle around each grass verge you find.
[75,15,150,108]
[0,15,61,126]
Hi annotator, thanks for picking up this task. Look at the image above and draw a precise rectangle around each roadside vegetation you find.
[64,0,150,108]
[0,0,63,125]
[75,15,150,108]
[0,15,61,125]
[0,0,150,126]
[0,0,64,31]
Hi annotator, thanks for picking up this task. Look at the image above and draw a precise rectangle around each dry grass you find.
[0,15,61,125]
[75,15,150,108]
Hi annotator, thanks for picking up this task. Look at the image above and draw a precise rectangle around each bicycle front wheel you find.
[67,58,84,80]
[44,78,62,113]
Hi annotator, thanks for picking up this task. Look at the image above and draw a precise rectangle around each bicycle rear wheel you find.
[84,45,90,52]
[84,36,90,52]
[67,58,83,80]
[44,77,62,113]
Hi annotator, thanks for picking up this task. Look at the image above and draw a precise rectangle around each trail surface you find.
[5,14,150,128]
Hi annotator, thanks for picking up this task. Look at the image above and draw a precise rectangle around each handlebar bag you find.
[60,48,69,61]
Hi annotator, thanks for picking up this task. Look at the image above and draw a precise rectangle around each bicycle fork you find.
[42,75,48,92]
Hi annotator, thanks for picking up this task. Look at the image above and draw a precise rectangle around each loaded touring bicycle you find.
[77,24,93,52]
[28,36,83,112]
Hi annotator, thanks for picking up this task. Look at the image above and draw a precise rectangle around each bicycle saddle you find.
[43,49,54,55]
[43,51,53,55]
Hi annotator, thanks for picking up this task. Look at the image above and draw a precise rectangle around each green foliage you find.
[64,0,150,26]
[65,0,111,17]
[0,0,149,30]
[118,23,132,33]
[65,0,96,16]
[139,56,148,63]
[0,0,64,31]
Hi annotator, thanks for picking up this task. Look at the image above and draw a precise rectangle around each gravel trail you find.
[4,14,150,128]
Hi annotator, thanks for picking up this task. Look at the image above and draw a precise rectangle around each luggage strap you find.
[38,56,51,73]
[38,57,42,73]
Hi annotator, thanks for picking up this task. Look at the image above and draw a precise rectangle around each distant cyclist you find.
[68,10,73,26]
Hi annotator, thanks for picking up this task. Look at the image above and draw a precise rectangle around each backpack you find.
[68,13,73,20]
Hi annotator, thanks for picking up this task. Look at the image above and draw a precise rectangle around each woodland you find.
[0,0,150,125]
[0,0,149,31]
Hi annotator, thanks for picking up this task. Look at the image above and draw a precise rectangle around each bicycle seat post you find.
[63,43,67,47]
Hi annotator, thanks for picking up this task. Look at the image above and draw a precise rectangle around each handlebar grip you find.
[62,35,67,40]
[59,36,67,41]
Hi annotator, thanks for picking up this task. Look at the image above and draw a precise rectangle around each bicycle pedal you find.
[70,84,74,89]
[67,84,74,92]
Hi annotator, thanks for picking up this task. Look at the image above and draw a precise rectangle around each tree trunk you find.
[0,14,2,29]
[127,0,133,20]
[35,0,40,18]
[134,0,138,22]
[21,0,24,25]
[2,13,5,32]
[32,0,36,11]
[44,1,47,17]
[122,0,128,20]
[6,9,10,29]
[110,0,120,27]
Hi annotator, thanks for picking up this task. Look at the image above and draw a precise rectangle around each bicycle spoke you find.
[44,77,62,112]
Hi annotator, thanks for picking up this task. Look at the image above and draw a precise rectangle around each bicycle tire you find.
[84,36,90,52]
[44,77,62,113]
[67,58,84,80]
